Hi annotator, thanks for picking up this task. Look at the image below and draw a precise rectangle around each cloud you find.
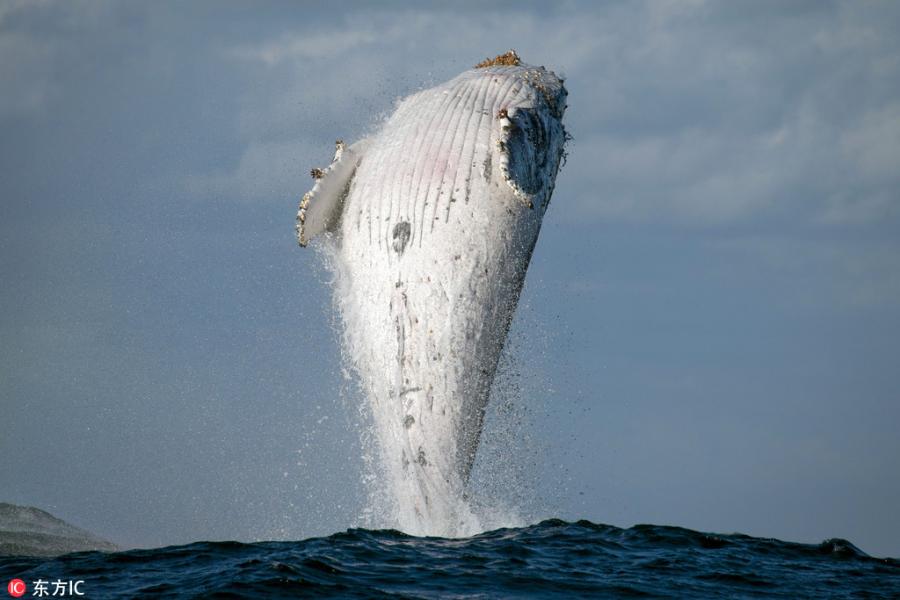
[0,0,51,26]
[564,129,785,224]
[229,30,383,66]
[5,0,897,224]
[184,139,314,203]
[0,0,120,117]
[201,2,900,226]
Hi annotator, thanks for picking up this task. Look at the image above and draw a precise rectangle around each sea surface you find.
[2,519,898,599]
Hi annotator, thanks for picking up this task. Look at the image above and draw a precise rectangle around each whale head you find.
[297,51,568,246]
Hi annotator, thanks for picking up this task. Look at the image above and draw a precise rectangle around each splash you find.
[299,54,568,537]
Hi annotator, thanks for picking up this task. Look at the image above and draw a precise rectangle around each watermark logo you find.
[7,580,26,598]
[7,580,84,598]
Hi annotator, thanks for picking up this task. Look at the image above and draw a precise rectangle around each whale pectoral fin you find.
[496,107,557,210]
[296,138,369,246]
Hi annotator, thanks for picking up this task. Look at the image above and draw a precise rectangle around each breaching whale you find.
[297,51,568,536]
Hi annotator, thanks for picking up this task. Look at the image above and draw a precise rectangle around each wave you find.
[2,519,897,598]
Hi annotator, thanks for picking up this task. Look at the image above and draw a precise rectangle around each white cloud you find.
[230,30,383,66]
[564,128,784,225]
[173,1,900,228]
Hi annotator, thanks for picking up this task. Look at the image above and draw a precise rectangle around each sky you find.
[1,0,899,557]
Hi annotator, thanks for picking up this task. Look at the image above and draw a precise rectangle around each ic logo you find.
[7,579,26,598]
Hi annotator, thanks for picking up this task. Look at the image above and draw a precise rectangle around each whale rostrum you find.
[297,51,568,536]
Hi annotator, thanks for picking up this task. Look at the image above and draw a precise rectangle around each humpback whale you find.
[297,51,568,536]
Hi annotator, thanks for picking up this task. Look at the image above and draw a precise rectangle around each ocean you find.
[2,519,897,598]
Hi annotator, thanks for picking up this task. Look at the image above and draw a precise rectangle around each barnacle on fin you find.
[475,50,521,68]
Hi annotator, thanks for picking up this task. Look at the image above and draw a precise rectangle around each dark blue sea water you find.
[2,519,898,599]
